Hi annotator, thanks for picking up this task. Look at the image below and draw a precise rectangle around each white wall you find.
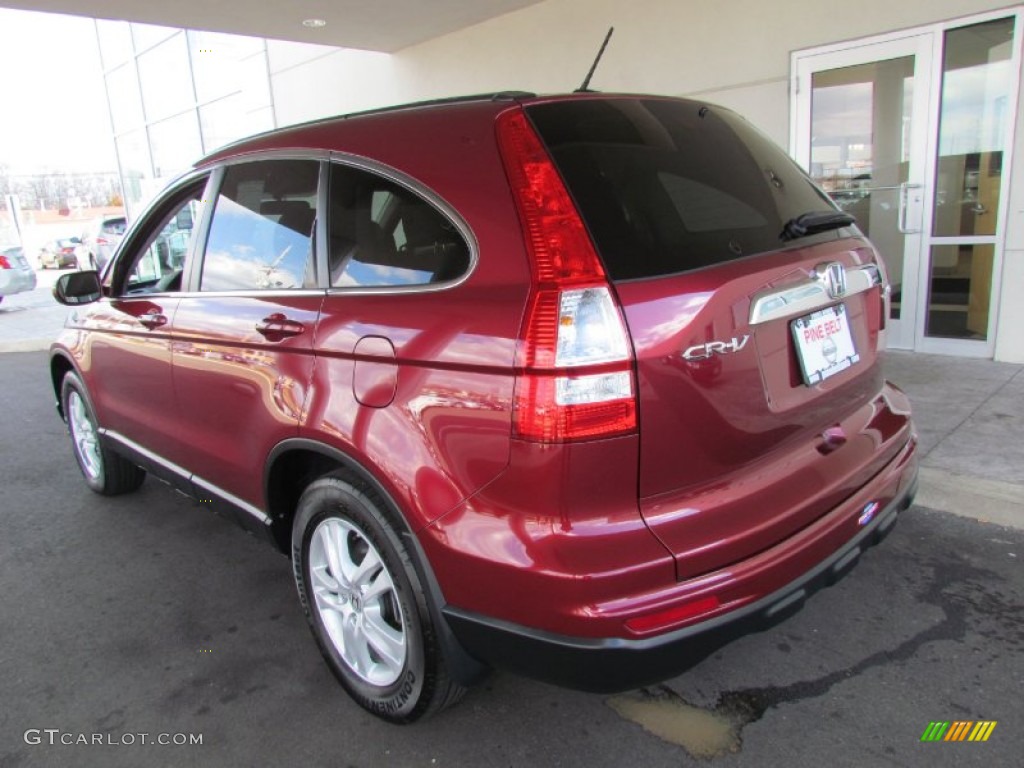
[267,40,398,124]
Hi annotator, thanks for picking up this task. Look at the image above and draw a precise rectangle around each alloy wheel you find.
[308,517,408,686]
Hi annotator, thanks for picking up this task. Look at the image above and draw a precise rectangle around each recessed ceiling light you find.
[302,18,327,28]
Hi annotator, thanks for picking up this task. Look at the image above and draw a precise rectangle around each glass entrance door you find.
[793,13,1022,356]
[793,35,933,349]
[927,16,1016,350]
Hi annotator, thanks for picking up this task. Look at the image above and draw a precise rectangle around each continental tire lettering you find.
[372,669,418,715]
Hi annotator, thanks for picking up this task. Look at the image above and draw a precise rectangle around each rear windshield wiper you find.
[780,210,855,242]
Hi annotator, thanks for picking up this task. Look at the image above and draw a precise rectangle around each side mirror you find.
[54,270,102,305]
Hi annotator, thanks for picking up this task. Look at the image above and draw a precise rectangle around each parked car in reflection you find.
[81,215,127,271]
[0,245,37,303]
[38,238,82,269]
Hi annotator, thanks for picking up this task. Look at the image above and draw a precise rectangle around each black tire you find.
[61,372,146,495]
[292,471,465,723]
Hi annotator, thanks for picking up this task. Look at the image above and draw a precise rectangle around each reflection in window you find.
[328,164,470,288]
[810,56,916,321]
[933,17,1015,237]
[201,161,319,292]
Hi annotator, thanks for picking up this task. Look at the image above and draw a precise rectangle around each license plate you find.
[791,304,859,386]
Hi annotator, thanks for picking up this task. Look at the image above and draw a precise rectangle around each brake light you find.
[96,237,108,245]
[0,255,11,269]
[496,108,637,442]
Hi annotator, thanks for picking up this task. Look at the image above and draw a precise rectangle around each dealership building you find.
[9,0,1024,363]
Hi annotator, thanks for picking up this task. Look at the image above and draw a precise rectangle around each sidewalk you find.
[883,351,1024,529]
[0,268,70,353]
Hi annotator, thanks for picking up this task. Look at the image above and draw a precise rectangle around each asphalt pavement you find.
[0,299,1022,767]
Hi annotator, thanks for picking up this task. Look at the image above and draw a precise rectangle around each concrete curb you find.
[915,467,1024,530]
[0,339,52,354]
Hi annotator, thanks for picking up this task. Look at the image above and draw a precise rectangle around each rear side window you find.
[201,160,319,291]
[328,163,470,288]
[527,99,837,280]
[102,218,127,235]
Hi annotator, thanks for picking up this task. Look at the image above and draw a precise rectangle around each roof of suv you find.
[199,91,537,167]
[196,91,697,168]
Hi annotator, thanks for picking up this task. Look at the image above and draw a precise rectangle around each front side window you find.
[118,183,206,295]
[200,160,319,292]
[328,163,470,288]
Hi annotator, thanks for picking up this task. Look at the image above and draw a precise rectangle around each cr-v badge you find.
[682,334,751,361]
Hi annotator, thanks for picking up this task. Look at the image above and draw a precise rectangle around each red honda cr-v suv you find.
[51,92,918,723]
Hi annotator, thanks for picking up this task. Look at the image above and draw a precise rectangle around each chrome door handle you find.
[898,182,923,234]
[256,313,306,340]
[138,311,167,329]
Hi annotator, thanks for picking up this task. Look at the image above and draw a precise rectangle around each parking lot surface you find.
[1,349,1021,768]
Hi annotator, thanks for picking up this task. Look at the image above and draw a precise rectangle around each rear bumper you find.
[444,456,918,693]
[0,269,36,296]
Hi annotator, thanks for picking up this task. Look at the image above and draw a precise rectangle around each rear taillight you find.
[96,237,108,245]
[0,255,11,269]
[497,108,637,443]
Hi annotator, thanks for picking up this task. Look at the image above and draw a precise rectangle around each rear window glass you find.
[527,99,837,280]
[328,163,470,288]
[102,219,127,235]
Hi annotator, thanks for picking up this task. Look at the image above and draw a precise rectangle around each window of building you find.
[149,112,202,179]
[96,20,133,70]
[105,63,144,134]
[137,33,194,123]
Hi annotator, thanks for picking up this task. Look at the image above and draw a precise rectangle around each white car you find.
[0,245,37,304]
[81,215,127,272]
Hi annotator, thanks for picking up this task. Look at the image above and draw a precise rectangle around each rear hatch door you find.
[528,97,907,579]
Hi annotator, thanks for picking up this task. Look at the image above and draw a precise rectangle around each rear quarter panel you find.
[300,103,532,530]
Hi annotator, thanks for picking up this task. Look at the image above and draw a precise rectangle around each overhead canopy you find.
[0,0,543,52]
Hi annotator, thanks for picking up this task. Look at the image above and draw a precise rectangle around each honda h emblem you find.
[818,262,848,300]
